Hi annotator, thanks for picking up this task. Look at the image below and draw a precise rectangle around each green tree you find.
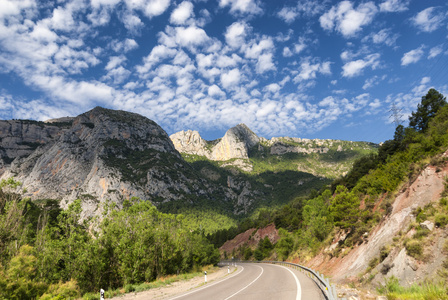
[330,186,360,229]
[303,190,333,241]
[2,245,47,300]
[409,88,446,132]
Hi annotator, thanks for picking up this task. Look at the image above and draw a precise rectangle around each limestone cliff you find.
[0,107,259,217]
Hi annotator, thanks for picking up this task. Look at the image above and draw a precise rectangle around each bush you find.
[405,240,423,258]
[435,214,448,227]
[124,284,135,293]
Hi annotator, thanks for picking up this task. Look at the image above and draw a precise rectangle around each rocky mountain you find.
[170,124,378,178]
[0,107,377,218]
[0,108,262,216]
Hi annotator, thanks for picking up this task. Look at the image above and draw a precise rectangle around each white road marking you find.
[168,266,245,300]
[272,264,301,300]
[223,265,264,300]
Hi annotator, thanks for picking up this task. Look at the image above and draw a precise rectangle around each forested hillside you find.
[215,89,448,298]
[1,88,447,299]
[0,185,218,299]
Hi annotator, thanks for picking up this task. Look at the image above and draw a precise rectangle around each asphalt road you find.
[166,263,325,300]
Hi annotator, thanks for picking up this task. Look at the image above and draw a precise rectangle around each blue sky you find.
[1,0,447,143]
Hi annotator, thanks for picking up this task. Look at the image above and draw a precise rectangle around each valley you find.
[1,89,448,299]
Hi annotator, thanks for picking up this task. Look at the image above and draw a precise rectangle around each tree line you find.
[0,186,219,299]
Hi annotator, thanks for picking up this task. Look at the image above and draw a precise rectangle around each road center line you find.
[272,264,301,300]
[223,265,264,300]
[168,266,245,300]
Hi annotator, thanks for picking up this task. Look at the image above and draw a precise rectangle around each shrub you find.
[435,214,448,227]
[405,240,423,258]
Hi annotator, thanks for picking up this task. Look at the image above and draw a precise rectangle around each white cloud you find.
[428,45,443,59]
[342,53,380,77]
[256,53,275,74]
[137,45,178,74]
[47,6,76,31]
[219,0,263,16]
[369,98,381,109]
[401,46,424,66]
[294,59,332,82]
[121,12,144,33]
[277,0,327,23]
[170,1,194,25]
[105,55,126,70]
[379,0,410,12]
[124,0,171,18]
[277,7,298,24]
[110,38,139,53]
[225,22,249,49]
[283,47,293,57]
[363,75,386,89]
[0,0,37,19]
[244,37,274,59]
[362,28,398,46]
[175,26,210,48]
[320,1,377,38]
[220,68,241,89]
[412,7,446,33]
[208,84,226,98]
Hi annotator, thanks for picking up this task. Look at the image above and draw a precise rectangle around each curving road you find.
[166,263,325,300]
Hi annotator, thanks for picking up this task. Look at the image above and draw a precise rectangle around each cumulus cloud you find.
[170,1,194,25]
[363,75,387,90]
[362,28,399,46]
[277,7,299,24]
[401,46,424,66]
[277,0,328,23]
[293,59,331,83]
[428,45,443,59]
[320,1,377,38]
[220,68,241,90]
[225,21,249,49]
[219,0,263,16]
[124,0,171,18]
[342,53,380,77]
[412,7,446,33]
[120,12,144,33]
[110,38,139,53]
[208,84,226,98]
[379,0,410,12]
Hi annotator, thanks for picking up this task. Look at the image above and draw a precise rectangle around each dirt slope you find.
[307,158,448,286]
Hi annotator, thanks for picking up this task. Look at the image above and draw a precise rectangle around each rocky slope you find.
[0,108,260,216]
[0,107,377,218]
[304,151,448,288]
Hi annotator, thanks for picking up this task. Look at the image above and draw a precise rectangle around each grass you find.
[82,266,218,300]
[378,276,448,300]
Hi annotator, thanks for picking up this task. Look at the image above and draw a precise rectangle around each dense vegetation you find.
[1,88,446,299]
[221,89,448,264]
[0,183,219,299]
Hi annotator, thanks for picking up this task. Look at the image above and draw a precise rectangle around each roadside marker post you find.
[204,271,207,283]
[100,288,105,300]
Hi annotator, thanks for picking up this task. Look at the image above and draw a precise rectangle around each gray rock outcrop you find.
[0,107,260,216]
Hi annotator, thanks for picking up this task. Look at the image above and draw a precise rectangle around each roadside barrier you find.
[220,260,338,300]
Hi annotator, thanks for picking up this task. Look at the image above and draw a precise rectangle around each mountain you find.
[170,124,378,178]
[0,108,254,216]
[0,107,376,218]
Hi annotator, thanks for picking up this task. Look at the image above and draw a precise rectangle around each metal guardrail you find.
[220,260,338,300]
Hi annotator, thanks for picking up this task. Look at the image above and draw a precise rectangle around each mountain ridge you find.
[0,107,377,218]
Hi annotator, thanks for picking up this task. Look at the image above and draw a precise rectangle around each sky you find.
[1,0,448,143]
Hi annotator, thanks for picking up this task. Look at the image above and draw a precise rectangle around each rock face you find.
[170,130,209,157]
[307,163,448,287]
[0,107,258,216]
[211,124,259,160]
[170,124,260,161]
